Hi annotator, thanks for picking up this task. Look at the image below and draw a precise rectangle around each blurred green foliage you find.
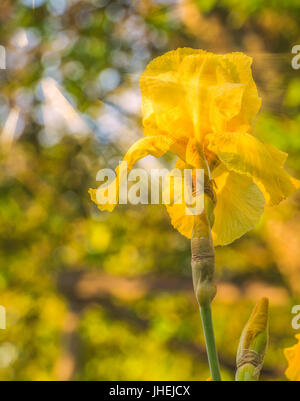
[0,0,300,380]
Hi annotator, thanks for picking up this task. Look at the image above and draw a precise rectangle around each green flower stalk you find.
[191,192,221,381]
[188,143,221,381]
[236,298,269,381]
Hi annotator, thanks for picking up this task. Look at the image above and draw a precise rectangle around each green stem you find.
[190,161,220,380]
[191,212,221,381]
[200,303,221,381]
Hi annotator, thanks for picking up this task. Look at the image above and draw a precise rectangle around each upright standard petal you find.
[140,48,202,140]
[207,132,300,206]
[216,52,261,133]
[89,135,174,212]
[140,49,261,144]
[179,53,249,139]
[285,334,300,381]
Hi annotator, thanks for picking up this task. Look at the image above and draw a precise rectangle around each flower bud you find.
[236,298,269,381]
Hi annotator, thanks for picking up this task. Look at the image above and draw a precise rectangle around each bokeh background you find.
[0,0,300,381]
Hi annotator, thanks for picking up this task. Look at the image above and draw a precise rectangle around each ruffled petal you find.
[216,52,261,133]
[212,169,265,246]
[263,143,288,167]
[284,334,300,381]
[177,53,219,139]
[208,83,245,133]
[164,162,264,246]
[140,48,202,140]
[178,52,249,137]
[140,49,261,143]
[207,132,300,206]
[89,135,174,212]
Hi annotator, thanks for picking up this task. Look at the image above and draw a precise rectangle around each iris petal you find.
[89,135,174,211]
[207,131,300,206]
[212,169,265,246]
[285,334,300,381]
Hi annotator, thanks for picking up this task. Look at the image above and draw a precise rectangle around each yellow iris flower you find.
[89,48,299,246]
[284,334,300,381]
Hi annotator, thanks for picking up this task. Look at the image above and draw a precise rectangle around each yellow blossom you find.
[89,48,299,246]
[284,334,300,381]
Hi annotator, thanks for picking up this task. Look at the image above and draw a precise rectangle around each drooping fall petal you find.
[164,162,265,246]
[89,135,174,211]
[207,131,300,206]
[164,159,194,239]
[284,334,300,381]
[212,168,265,246]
